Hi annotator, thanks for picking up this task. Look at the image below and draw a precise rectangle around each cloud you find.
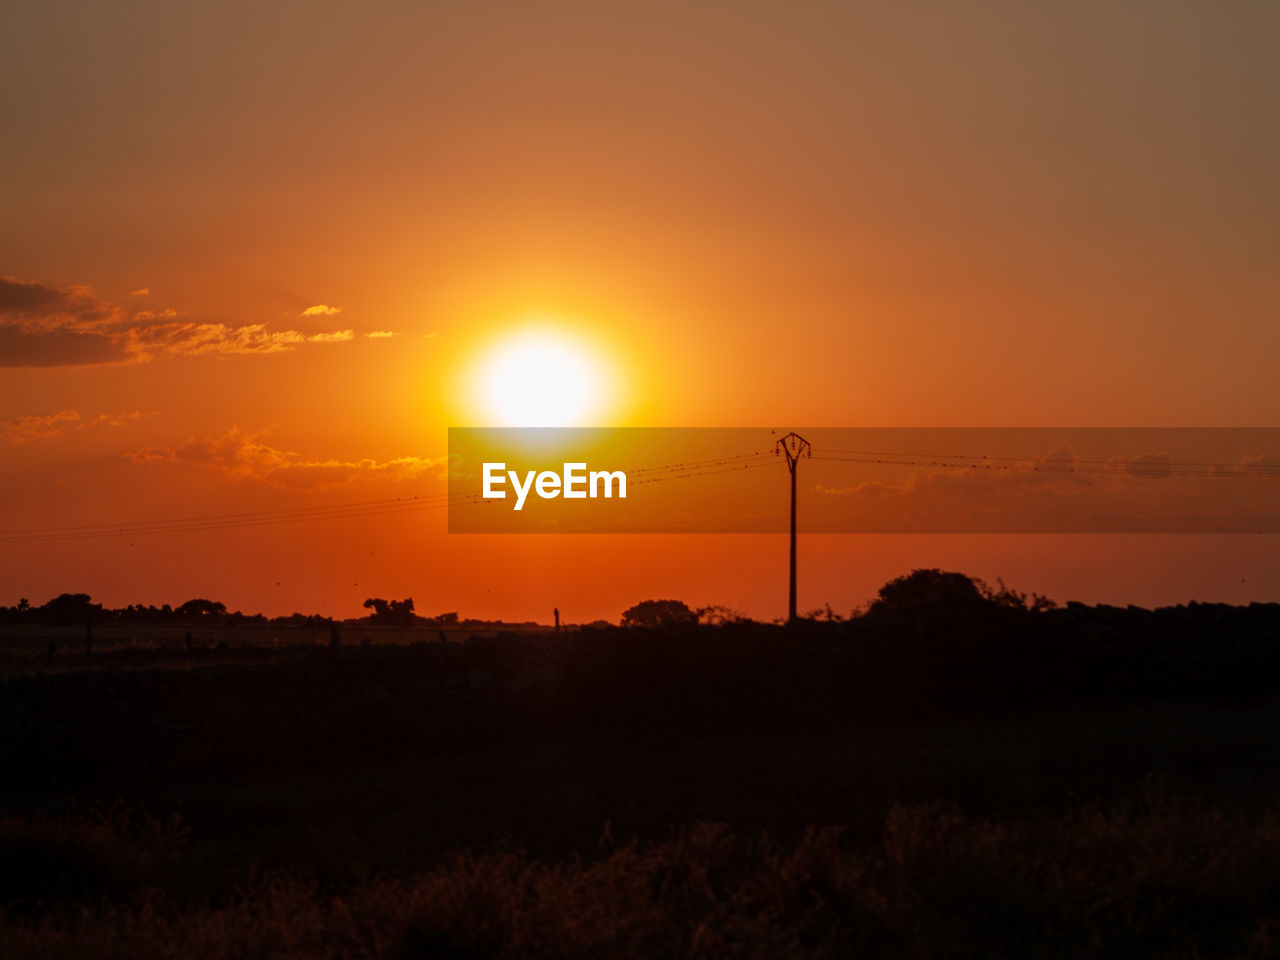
[1212,452,1280,478]
[1,408,155,444]
[813,446,1094,501]
[131,288,150,297]
[0,410,82,444]
[800,442,1280,532]
[126,322,304,358]
[1105,451,1173,479]
[91,410,156,428]
[300,304,341,317]
[366,330,399,339]
[125,428,446,491]
[0,276,127,334]
[0,276,357,368]
[0,326,132,367]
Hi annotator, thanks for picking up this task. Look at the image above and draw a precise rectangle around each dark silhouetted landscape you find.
[4,570,1280,958]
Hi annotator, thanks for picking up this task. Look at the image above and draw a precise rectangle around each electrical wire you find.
[2,443,1274,545]
[0,453,782,544]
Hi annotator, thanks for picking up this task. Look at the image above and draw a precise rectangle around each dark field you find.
[4,598,1280,958]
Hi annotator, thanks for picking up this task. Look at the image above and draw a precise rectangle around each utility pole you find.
[776,431,811,623]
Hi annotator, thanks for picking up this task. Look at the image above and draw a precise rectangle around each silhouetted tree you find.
[176,598,227,622]
[363,597,415,626]
[390,598,415,625]
[621,599,698,629]
[865,569,987,618]
[42,592,102,626]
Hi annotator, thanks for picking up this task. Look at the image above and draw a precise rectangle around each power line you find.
[818,448,1280,473]
[0,453,783,545]
[809,454,1280,480]
[1,442,1273,545]
[629,455,780,486]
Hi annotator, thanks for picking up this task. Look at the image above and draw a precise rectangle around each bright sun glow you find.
[470,329,612,426]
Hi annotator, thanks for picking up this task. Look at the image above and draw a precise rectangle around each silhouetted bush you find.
[865,568,989,619]
[38,593,102,627]
[174,599,227,623]
[363,598,417,627]
[620,599,697,629]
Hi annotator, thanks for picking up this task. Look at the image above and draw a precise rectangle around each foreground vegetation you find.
[4,786,1279,960]
[4,571,1280,957]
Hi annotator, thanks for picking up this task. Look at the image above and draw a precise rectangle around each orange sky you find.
[2,1,1278,621]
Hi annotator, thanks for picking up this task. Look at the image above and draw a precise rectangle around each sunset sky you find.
[2,1,1278,621]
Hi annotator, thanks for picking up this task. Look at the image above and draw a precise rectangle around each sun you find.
[468,327,615,426]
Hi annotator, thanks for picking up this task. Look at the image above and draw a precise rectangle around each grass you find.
[3,788,1279,959]
[5,610,1280,957]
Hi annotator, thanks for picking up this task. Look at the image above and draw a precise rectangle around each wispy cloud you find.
[125,428,446,491]
[1209,452,1280,478]
[1,409,155,444]
[806,444,1280,532]
[812,446,1095,499]
[1104,451,1174,479]
[366,330,399,339]
[0,410,82,444]
[123,323,357,359]
[0,276,357,368]
[300,304,341,317]
[130,287,150,297]
[89,410,156,428]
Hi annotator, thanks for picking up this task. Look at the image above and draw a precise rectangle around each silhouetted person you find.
[438,628,447,643]
[329,621,342,649]
[554,607,560,632]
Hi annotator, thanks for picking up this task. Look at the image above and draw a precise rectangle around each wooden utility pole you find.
[776,432,811,623]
